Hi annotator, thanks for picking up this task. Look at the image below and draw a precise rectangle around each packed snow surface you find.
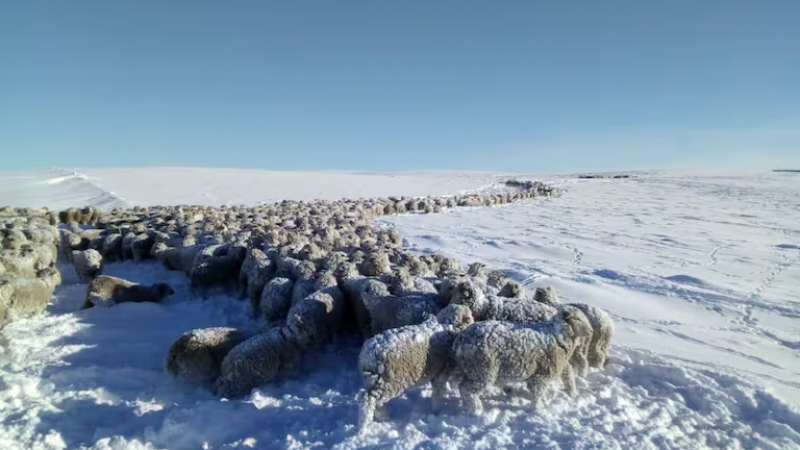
[2,168,799,450]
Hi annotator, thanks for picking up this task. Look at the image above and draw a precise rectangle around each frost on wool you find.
[356,304,474,432]
[530,287,615,371]
[165,327,251,387]
[368,292,443,337]
[449,279,556,324]
[83,275,175,309]
[215,326,301,399]
[284,284,347,350]
[71,248,104,283]
[451,306,594,415]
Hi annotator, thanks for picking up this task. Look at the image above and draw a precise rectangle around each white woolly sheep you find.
[165,327,251,387]
[368,292,443,337]
[498,279,526,299]
[387,268,438,297]
[360,251,391,277]
[83,275,175,308]
[357,304,474,432]
[215,326,301,398]
[533,286,559,305]
[71,248,104,283]
[258,277,294,321]
[0,275,55,324]
[238,248,274,307]
[530,288,614,371]
[449,279,556,324]
[284,283,346,349]
[451,306,594,415]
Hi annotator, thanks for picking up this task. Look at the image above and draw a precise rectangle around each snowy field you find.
[1,168,799,450]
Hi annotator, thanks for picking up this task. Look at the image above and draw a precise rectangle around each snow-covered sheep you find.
[285,283,346,349]
[386,267,438,297]
[0,275,55,324]
[529,288,614,371]
[533,286,559,305]
[215,326,301,398]
[238,248,274,307]
[101,233,123,261]
[568,303,614,369]
[483,270,511,290]
[498,279,526,299]
[451,306,594,415]
[258,277,294,321]
[449,279,556,324]
[131,232,155,261]
[165,327,251,387]
[83,275,175,308]
[189,252,243,296]
[0,242,56,277]
[357,304,474,432]
[368,291,443,337]
[361,251,391,277]
[71,249,104,283]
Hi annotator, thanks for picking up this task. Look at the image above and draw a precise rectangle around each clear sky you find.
[2,1,799,172]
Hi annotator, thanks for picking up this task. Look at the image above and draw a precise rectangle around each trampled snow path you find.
[2,169,800,449]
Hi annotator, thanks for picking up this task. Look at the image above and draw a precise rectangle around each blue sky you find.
[2,1,798,172]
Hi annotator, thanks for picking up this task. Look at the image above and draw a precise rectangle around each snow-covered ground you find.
[1,168,799,450]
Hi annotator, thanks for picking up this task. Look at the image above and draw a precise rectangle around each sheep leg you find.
[430,372,450,413]
[527,375,549,409]
[458,378,485,416]
[571,342,589,378]
[561,363,577,397]
[357,394,376,433]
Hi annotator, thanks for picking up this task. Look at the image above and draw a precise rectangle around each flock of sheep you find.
[2,180,616,434]
[0,207,61,323]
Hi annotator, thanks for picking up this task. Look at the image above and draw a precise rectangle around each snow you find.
[2,168,800,449]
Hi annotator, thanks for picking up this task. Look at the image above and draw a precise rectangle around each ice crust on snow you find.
[1,168,799,449]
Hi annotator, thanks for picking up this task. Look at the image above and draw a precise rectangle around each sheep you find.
[567,303,614,369]
[498,279,526,299]
[215,326,302,398]
[238,248,274,305]
[357,304,474,432]
[165,327,251,387]
[360,251,391,277]
[120,231,138,260]
[83,275,175,308]
[0,243,56,277]
[386,267,438,297]
[533,286,559,305]
[71,249,104,283]
[189,251,244,296]
[0,275,55,324]
[451,306,594,416]
[259,277,294,321]
[284,283,346,349]
[449,279,557,324]
[131,232,155,261]
[529,287,614,371]
[368,292,443,337]
[341,277,390,339]
[101,233,123,261]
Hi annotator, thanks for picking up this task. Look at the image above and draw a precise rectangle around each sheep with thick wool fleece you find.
[356,303,474,432]
[451,306,593,416]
